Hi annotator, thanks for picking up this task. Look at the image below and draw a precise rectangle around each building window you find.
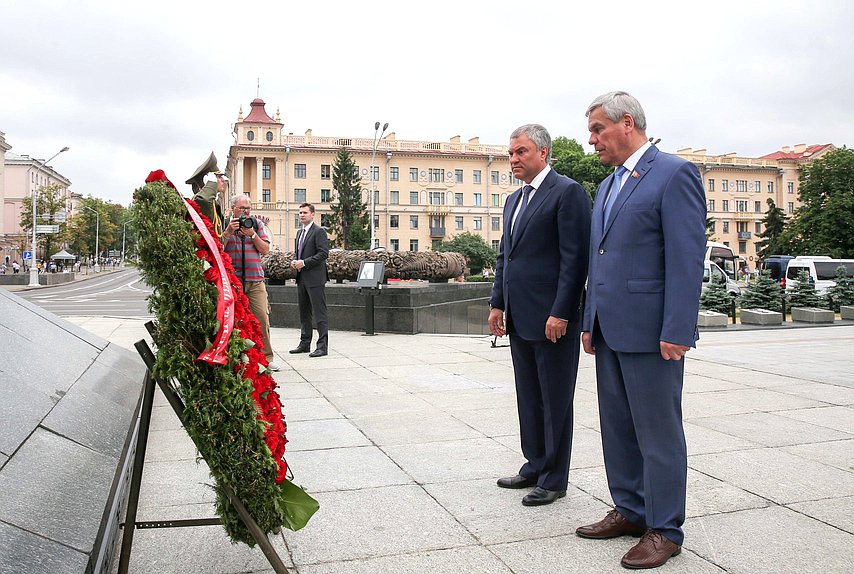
[247,130,255,141]
[722,200,729,212]
[262,189,270,202]
[754,180,761,193]
[372,190,379,204]
[429,191,445,205]
[429,168,444,183]
[736,180,747,192]
[736,200,748,212]
[390,239,399,252]
[454,192,463,206]
[353,165,360,177]
[787,202,794,214]
[390,190,399,204]
[262,164,271,179]
[707,179,715,192]
[455,169,463,183]
[390,167,399,181]
[767,181,774,193]
[738,240,747,254]
[321,189,331,202]
[722,221,730,233]
[410,215,419,229]
[788,182,794,194]
[755,222,762,234]
[409,239,418,251]
[491,240,500,251]
[294,214,301,229]
[266,131,273,142]
[474,193,482,206]
[491,171,499,184]
[491,194,500,207]
[409,191,419,205]
[473,170,482,184]
[491,216,500,231]
[390,215,399,228]
[410,167,418,182]
[370,166,379,181]
[294,164,306,178]
[707,199,715,211]
[455,216,463,230]
[294,189,306,202]
[374,215,379,229]
[320,214,331,227]
[320,164,331,179]
[721,179,729,192]
[708,221,716,234]
[754,201,762,213]
[474,217,482,230]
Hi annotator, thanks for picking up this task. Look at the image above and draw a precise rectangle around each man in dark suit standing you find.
[289,202,329,357]
[576,92,706,569]
[488,124,591,506]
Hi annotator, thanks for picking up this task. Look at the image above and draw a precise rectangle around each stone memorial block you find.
[841,305,854,320]
[698,310,728,328]
[791,307,835,323]
[740,308,783,326]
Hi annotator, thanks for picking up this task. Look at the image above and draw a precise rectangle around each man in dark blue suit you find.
[488,124,591,506]
[576,92,706,569]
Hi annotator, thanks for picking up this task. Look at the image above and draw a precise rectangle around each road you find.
[17,268,153,318]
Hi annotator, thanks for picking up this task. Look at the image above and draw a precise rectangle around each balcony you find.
[737,231,752,239]
[426,205,449,216]
[430,227,446,238]
[733,211,754,220]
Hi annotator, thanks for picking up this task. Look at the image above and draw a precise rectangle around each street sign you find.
[35,224,60,234]
[23,251,33,260]
[53,211,67,222]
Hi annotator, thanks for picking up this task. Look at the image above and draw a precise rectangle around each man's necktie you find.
[513,185,533,237]
[602,165,628,224]
[297,228,305,259]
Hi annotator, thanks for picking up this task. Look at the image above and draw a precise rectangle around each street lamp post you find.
[121,221,128,267]
[28,146,69,287]
[81,205,100,273]
[370,122,388,250]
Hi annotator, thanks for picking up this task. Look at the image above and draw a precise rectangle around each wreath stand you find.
[117,322,290,574]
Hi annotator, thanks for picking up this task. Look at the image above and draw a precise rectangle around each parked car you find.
[702,260,741,296]
[760,255,794,286]
[784,256,854,294]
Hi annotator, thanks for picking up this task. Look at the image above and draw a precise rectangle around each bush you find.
[738,270,783,312]
[700,275,733,313]
[825,265,854,311]
[787,268,825,309]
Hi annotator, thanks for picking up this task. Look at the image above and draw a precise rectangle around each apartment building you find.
[226,98,521,252]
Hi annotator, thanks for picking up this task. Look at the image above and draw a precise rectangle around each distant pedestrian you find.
[12,261,20,274]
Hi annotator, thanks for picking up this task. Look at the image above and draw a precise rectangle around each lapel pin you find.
[632,170,640,179]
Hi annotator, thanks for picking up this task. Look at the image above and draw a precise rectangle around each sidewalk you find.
[0,267,123,292]
[67,318,854,574]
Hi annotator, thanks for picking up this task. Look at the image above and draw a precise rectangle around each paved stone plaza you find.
[67,317,854,574]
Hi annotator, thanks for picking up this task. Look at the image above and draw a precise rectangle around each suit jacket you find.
[582,146,706,352]
[489,168,591,341]
[295,224,329,287]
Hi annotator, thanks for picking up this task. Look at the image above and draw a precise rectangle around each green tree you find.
[756,198,788,259]
[825,265,854,311]
[777,147,854,257]
[550,136,612,199]
[738,270,783,312]
[66,197,118,261]
[699,274,733,313]
[434,231,496,275]
[328,147,369,250]
[19,183,68,261]
[706,216,717,241]
[787,268,824,309]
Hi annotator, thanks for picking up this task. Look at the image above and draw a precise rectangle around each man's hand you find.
[224,218,240,238]
[488,308,506,337]
[290,259,305,270]
[660,341,689,361]
[581,331,595,355]
[545,316,567,343]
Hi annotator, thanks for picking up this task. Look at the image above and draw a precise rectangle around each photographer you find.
[223,194,279,371]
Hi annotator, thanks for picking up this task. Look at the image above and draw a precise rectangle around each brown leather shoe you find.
[576,509,646,539]
[621,530,681,569]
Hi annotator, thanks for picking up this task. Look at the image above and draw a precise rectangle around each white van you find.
[702,260,741,296]
[784,256,854,294]
[706,241,737,280]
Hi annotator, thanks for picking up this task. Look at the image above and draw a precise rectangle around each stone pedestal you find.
[698,310,728,327]
[741,308,783,326]
[791,307,835,323]
[841,306,854,320]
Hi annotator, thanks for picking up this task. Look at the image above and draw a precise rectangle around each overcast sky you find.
[2,0,852,206]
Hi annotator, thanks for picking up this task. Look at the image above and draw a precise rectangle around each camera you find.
[238,215,257,231]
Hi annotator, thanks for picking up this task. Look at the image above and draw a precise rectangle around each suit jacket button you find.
[599,248,605,255]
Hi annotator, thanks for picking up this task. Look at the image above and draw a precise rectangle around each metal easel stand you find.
[117,322,289,574]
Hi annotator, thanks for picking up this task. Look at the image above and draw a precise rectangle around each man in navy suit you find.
[488,124,591,506]
[289,202,329,357]
[576,92,706,569]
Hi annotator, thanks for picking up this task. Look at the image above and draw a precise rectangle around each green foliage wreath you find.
[133,179,317,545]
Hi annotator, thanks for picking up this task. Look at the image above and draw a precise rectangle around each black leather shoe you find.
[289,346,310,354]
[522,486,566,506]
[497,475,536,489]
[309,349,327,357]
